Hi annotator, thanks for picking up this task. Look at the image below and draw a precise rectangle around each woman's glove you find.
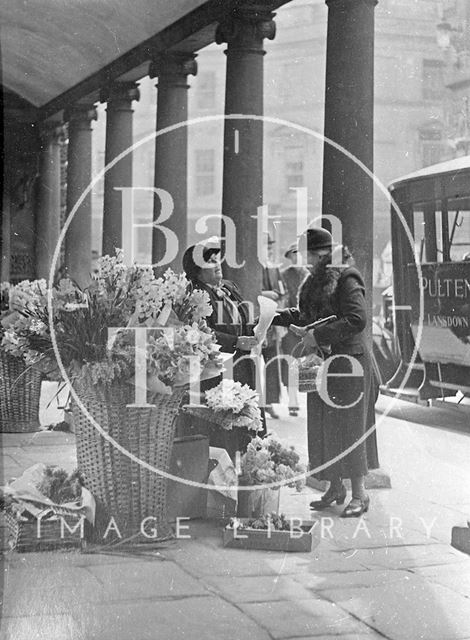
[290,325,318,349]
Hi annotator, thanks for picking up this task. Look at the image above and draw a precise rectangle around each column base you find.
[451,526,470,555]
[306,468,391,492]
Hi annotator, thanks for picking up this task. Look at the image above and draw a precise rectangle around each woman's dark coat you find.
[180,279,262,458]
[194,279,256,389]
[274,266,379,480]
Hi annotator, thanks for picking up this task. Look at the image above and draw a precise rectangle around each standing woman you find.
[273,228,379,517]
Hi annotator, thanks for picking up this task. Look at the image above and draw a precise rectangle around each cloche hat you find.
[305,227,333,252]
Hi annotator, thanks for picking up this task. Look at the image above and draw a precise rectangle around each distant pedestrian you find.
[261,235,287,419]
[280,242,309,417]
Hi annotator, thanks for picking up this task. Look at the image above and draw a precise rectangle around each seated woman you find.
[181,238,263,457]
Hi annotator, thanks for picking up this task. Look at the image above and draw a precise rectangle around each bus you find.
[379,155,470,404]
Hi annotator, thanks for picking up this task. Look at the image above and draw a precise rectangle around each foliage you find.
[239,436,305,490]
[229,513,293,531]
[0,250,222,389]
[36,466,83,504]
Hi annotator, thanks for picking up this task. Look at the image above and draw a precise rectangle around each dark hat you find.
[305,228,333,252]
[182,237,221,281]
[284,242,298,258]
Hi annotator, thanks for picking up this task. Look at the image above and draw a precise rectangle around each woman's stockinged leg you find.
[351,475,367,501]
[329,475,343,493]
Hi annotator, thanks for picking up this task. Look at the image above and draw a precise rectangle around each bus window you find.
[449,208,470,262]
[413,208,425,262]
[413,204,444,263]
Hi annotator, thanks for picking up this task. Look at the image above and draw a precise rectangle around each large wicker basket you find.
[72,381,186,545]
[0,352,42,432]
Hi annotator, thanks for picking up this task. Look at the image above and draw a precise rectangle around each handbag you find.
[291,342,324,393]
[290,315,337,393]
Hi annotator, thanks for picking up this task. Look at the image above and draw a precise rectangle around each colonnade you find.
[34,0,377,304]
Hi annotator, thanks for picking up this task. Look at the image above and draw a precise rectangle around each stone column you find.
[36,121,64,280]
[216,3,276,304]
[319,0,390,491]
[149,53,197,272]
[322,0,377,318]
[64,104,97,288]
[100,82,140,257]
[1,173,11,283]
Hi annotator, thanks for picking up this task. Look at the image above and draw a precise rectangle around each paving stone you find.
[289,635,385,640]
[239,599,372,639]
[88,559,208,600]
[322,576,470,640]
[411,564,470,598]
[5,548,157,571]
[348,543,467,570]
[71,596,271,640]
[203,574,313,603]
[292,568,411,592]
[164,539,282,577]
[317,513,434,550]
[2,562,102,617]
[243,539,372,576]
[0,614,79,640]
[28,431,76,447]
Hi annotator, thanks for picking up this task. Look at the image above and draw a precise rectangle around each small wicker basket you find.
[0,352,42,432]
[3,510,85,553]
[291,343,323,394]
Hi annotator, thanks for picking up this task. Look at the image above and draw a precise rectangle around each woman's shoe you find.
[309,484,347,510]
[340,495,370,518]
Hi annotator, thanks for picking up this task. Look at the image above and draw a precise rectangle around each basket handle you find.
[291,341,307,359]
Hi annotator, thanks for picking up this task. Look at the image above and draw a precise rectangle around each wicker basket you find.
[291,343,323,394]
[3,510,85,553]
[0,352,42,432]
[72,381,186,545]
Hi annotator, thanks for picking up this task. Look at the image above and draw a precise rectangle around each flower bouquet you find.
[1,250,223,394]
[184,379,263,432]
[1,463,95,552]
[0,279,50,432]
[237,436,305,518]
[239,436,305,490]
[223,513,316,553]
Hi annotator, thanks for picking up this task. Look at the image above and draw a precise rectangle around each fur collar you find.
[298,267,341,323]
[297,265,364,323]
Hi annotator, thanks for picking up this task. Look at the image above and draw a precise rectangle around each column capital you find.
[149,52,198,86]
[325,0,378,8]
[215,3,276,47]
[39,120,65,145]
[64,103,98,130]
[100,81,140,109]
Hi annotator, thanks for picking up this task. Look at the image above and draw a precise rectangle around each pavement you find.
[1,385,470,640]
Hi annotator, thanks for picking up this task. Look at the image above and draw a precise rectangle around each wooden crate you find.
[223,519,317,553]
